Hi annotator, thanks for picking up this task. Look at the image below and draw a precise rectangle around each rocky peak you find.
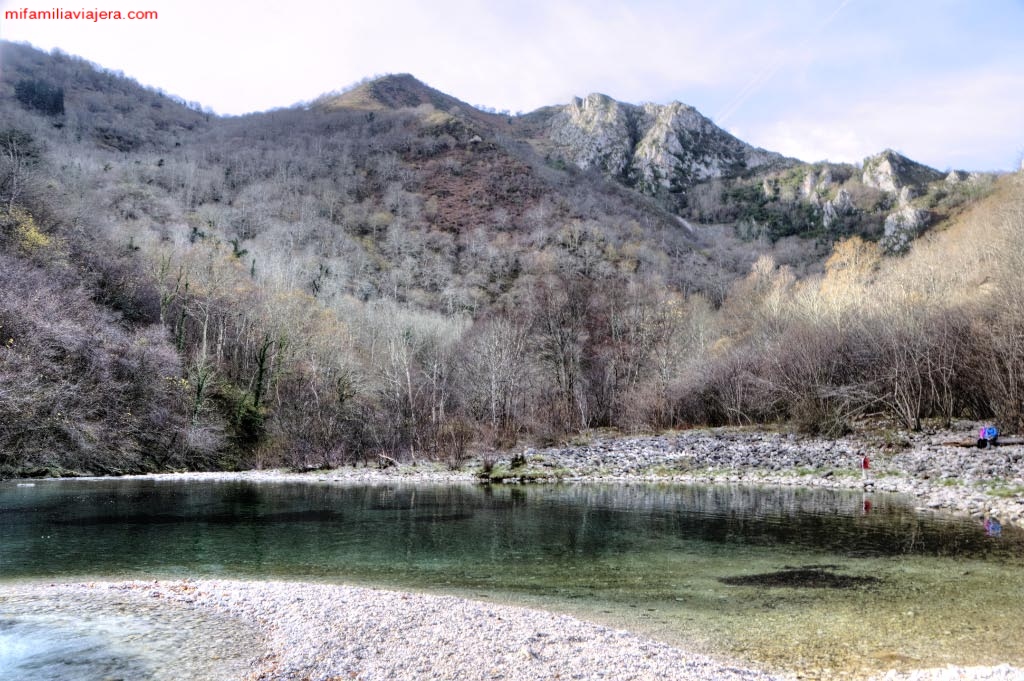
[551,93,637,176]
[632,100,777,194]
[548,93,788,198]
[861,149,943,193]
[860,151,946,253]
[945,170,969,185]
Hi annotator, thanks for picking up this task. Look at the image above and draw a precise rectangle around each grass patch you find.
[986,483,1024,499]
[477,465,569,483]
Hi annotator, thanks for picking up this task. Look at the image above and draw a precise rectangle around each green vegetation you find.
[477,464,569,483]
[979,479,1024,498]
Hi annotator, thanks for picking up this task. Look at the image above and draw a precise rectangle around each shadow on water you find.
[53,509,344,526]
[719,565,882,589]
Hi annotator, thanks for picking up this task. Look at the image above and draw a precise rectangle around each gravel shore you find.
[510,426,1024,526]
[2,579,784,681]
[4,579,1021,681]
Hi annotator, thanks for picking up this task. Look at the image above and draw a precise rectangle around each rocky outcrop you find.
[861,150,943,252]
[881,204,930,253]
[861,149,943,193]
[795,168,856,229]
[631,101,779,193]
[547,94,636,177]
[548,93,787,197]
[821,188,856,229]
[945,170,969,185]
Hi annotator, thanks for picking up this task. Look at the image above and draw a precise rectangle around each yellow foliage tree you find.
[7,206,51,253]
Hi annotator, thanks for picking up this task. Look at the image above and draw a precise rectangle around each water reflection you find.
[1,480,1020,581]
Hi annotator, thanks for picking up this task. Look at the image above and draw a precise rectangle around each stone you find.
[881,204,930,253]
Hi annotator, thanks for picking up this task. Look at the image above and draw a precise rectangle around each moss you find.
[478,465,569,483]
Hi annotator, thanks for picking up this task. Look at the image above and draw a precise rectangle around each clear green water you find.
[2,479,1023,678]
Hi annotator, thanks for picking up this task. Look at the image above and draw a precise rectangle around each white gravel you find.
[5,580,786,681]
[875,666,1024,681]
[3,579,1021,681]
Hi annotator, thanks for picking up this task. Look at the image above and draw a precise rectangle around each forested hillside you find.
[0,41,1019,477]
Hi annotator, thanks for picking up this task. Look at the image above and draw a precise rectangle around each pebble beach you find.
[4,578,1022,681]
[7,579,784,680]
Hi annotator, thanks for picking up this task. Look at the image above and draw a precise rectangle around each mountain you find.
[0,40,1015,479]
[504,90,986,254]
[0,41,208,152]
[316,73,464,111]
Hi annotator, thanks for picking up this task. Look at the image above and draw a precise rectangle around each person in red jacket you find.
[861,454,872,485]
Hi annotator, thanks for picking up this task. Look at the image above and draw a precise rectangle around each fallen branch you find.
[937,437,1024,448]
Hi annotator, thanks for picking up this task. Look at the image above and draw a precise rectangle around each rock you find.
[548,93,786,199]
[861,149,943,193]
[881,204,930,253]
[945,170,969,185]
[821,188,855,229]
[548,94,634,176]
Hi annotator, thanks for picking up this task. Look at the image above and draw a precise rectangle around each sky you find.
[0,0,1022,171]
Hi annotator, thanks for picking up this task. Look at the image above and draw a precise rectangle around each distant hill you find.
[0,41,208,151]
[316,73,469,112]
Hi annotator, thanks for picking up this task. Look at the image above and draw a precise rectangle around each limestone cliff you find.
[548,93,788,197]
[861,150,943,252]
[547,94,637,178]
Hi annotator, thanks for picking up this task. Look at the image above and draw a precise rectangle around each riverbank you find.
[3,579,1021,681]
[1,579,783,681]
[109,425,1024,526]
[512,427,1024,526]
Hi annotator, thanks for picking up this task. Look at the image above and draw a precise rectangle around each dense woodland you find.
[0,42,1021,477]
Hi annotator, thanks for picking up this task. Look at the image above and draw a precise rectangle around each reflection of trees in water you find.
[477,483,1022,559]
[338,482,1024,560]
[4,480,1022,581]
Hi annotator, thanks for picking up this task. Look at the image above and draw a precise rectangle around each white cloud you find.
[746,68,1024,170]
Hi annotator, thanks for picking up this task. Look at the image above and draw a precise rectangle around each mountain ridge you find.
[309,72,974,253]
[543,92,794,195]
